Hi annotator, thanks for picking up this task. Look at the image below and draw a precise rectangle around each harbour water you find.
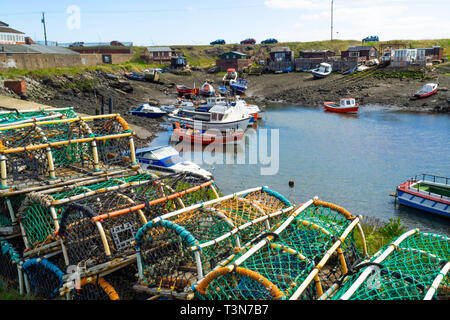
[150,104,450,235]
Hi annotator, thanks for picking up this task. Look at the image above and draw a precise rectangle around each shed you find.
[141,46,173,63]
[270,47,294,62]
[171,55,187,69]
[299,50,335,59]
[0,21,26,45]
[219,51,247,60]
[216,51,251,72]
[341,46,378,61]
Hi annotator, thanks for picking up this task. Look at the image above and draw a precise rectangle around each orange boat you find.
[324,98,359,113]
[172,123,244,145]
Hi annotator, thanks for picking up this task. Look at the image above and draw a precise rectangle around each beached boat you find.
[128,103,166,118]
[125,72,145,81]
[396,174,450,218]
[196,95,228,112]
[312,63,332,78]
[324,98,359,113]
[223,68,238,85]
[230,79,248,93]
[200,81,215,96]
[415,83,438,99]
[136,146,212,179]
[176,84,200,97]
[342,66,357,75]
[172,123,245,145]
[167,104,251,131]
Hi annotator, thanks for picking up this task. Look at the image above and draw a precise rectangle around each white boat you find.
[196,95,228,112]
[160,99,196,113]
[128,103,166,118]
[200,81,215,96]
[415,83,438,99]
[167,103,251,131]
[357,65,370,72]
[136,146,212,179]
[230,97,263,122]
[311,63,332,78]
[223,68,238,85]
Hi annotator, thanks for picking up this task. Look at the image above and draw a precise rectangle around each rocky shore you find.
[1,65,449,145]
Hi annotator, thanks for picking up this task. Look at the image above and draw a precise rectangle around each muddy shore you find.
[1,66,449,145]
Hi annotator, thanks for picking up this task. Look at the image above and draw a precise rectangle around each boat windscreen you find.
[163,155,183,166]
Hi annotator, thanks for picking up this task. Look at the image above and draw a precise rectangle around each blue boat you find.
[396,174,450,219]
[342,66,357,75]
[230,79,248,93]
[128,103,166,118]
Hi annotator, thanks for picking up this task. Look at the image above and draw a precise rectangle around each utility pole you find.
[41,12,48,46]
[331,0,334,41]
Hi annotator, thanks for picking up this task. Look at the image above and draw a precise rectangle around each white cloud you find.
[264,0,329,10]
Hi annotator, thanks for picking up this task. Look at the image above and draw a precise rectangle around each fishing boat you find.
[231,97,263,122]
[128,103,166,118]
[200,81,215,96]
[415,83,438,99]
[223,68,238,85]
[342,66,357,75]
[176,84,200,97]
[395,174,450,218]
[136,146,212,179]
[196,95,227,112]
[323,98,359,113]
[311,63,332,78]
[230,79,248,93]
[172,123,245,145]
[167,104,251,131]
[125,72,145,81]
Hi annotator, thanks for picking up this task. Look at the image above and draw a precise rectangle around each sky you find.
[1,0,449,45]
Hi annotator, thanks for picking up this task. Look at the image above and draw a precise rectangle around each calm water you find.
[149,105,450,235]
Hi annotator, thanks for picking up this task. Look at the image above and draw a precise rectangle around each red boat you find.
[324,98,359,113]
[415,83,438,99]
[176,84,200,97]
[172,124,244,145]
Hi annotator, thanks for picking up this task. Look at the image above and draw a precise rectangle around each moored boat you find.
[396,174,450,218]
[323,98,359,113]
[200,81,215,96]
[128,103,166,118]
[312,63,332,78]
[172,123,245,145]
[223,68,238,85]
[230,79,248,93]
[176,84,200,97]
[415,83,438,99]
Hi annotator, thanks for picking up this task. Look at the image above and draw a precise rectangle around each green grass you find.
[0,286,37,300]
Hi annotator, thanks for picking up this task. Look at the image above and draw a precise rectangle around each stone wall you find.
[0,52,134,71]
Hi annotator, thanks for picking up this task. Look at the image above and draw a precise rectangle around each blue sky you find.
[1,0,449,45]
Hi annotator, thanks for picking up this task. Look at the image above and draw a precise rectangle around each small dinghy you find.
[176,84,199,97]
[200,81,215,96]
[129,103,166,118]
[324,98,359,113]
[125,72,145,81]
[230,79,248,93]
[415,83,438,99]
[342,66,356,75]
[172,123,245,145]
[311,63,332,78]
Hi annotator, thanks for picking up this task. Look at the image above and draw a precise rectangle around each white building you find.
[0,21,25,45]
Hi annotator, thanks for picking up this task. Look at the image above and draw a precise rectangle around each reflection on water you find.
[149,105,450,235]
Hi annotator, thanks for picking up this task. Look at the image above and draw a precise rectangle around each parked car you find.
[69,42,84,47]
[210,39,226,45]
[362,35,379,42]
[240,38,256,45]
[261,38,278,44]
[110,40,125,46]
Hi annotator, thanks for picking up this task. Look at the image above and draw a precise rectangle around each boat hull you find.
[312,71,330,79]
[167,115,251,131]
[396,181,450,218]
[129,111,166,118]
[172,128,244,145]
[415,88,437,99]
[323,103,359,113]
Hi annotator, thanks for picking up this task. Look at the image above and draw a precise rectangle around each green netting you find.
[0,108,77,125]
[328,230,450,300]
[134,188,294,297]
[193,200,364,300]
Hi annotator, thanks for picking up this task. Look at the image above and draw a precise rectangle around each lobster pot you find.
[0,114,137,196]
[134,187,294,297]
[71,277,120,300]
[100,264,139,300]
[0,108,77,126]
[58,203,147,267]
[22,254,66,299]
[193,199,366,300]
[0,239,23,292]
[0,195,24,235]
[329,231,450,300]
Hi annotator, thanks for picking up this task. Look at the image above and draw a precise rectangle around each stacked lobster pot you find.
[47,172,218,300]
[0,112,145,299]
[192,197,368,300]
[133,186,294,299]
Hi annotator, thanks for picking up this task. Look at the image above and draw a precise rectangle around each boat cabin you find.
[340,98,356,107]
[136,146,183,168]
[318,63,332,73]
